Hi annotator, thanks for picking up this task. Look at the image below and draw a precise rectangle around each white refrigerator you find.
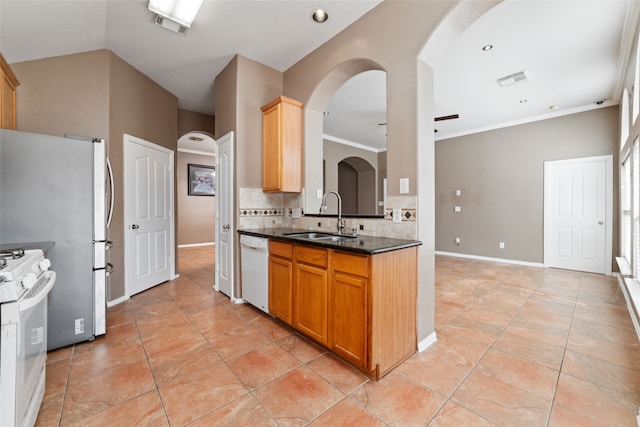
[0,129,113,350]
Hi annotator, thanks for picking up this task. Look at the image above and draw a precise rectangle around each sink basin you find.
[283,232,334,239]
[284,232,357,241]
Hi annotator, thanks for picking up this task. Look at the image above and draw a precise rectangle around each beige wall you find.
[107,53,178,301]
[178,108,215,137]
[323,139,379,214]
[12,49,179,303]
[13,49,110,139]
[215,55,284,297]
[435,106,619,264]
[177,152,215,246]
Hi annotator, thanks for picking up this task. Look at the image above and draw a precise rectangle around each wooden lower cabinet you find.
[293,245,328,345]
[268,241,293,324]
[329,269,367,368]
[268,240,417,380]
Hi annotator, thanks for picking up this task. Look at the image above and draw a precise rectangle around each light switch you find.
[317,188,323,199]
[455,189,461,196]
[400,178,409,194]
[392,208,402,223]
[454,206,461,213]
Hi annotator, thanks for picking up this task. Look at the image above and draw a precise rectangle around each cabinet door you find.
[329,271,367,368]
[269,255,292,324]
[293,262,328,345]
[262,103,282,191]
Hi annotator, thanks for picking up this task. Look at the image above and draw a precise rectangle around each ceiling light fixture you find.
[482,44,493,51]
[312,7,329,23]
[148,0,204,30]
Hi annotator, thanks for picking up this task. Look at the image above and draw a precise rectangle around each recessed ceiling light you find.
[312,7,328,23]
[549,105,559,110]
[482,44,493,51]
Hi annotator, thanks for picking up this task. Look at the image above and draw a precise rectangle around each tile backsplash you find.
[238,188,418,240]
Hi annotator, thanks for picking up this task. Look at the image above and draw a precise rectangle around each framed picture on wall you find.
[188,164,215,196]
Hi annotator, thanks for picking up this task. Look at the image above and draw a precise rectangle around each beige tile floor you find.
[34,246,640,426]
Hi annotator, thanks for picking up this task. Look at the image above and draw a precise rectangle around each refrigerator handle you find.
[107,157,114,229]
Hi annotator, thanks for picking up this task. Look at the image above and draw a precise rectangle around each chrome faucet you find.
[319,191,345,234]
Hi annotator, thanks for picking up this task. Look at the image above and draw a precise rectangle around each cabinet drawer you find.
[270,241,292,259]
[331,251,369,277]
[294,245,328,268]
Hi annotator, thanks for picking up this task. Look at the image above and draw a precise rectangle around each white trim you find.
[323,134,386,153]
[231,297,245,304]
[177,147,215,157]
[178,242,215,248]
[417,332,437,353]
[106,294,129,307]
[435,251,545,268]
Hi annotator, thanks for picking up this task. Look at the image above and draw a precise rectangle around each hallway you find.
[35,246,640,426]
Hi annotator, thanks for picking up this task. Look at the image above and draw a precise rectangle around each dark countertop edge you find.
[238,229,422,255]
[304,213,385,219]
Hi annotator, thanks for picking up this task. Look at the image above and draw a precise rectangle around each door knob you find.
[131,224,140,229]
[222,224,230,230]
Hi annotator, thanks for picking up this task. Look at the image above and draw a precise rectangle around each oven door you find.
[1,271,56,427]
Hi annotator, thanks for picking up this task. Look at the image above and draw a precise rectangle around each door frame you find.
[123,134,176,297]
[543,154,613,275]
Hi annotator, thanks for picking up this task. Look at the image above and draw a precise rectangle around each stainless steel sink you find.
[283,232,334,239]
[284,232,357,241]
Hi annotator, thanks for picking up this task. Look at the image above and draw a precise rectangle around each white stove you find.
[0,249,51,303]
[0,248,55,427]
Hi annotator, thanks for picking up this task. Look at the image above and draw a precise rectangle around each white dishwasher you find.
[239,235,269,313]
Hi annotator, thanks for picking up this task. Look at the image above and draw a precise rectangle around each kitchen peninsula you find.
[238,228,421,380]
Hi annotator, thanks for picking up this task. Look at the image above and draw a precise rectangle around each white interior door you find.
[544,155,612,274]
[124,134,175,296]
[215,132,235,299]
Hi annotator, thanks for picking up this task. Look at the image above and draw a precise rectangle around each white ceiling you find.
[0,0,636,147]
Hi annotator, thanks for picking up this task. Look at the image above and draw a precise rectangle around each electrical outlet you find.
[454,206,461,213]
[359,224,364,230]
[455,237,461,245]
[499,241,505,249]
[392,208,402,223]
[400,178,409,194]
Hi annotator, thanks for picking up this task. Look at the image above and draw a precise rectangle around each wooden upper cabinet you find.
[0,54,19,130]
[261,96,303,192]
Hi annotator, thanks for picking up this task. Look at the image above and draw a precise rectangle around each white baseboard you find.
[178,242,215,248]
[107,294,129,307]
[417,331,437,352]
[435,251,545,268]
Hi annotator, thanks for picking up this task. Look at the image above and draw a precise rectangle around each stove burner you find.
[0,249,25,260]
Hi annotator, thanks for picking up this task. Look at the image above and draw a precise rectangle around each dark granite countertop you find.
[238,228,421,255]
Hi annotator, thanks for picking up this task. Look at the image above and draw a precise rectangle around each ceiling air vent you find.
[153,15,188,35]
[497,70,528,87]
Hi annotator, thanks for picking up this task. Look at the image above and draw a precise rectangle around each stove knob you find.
[22,273,37,290]
[39,258,51,271]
